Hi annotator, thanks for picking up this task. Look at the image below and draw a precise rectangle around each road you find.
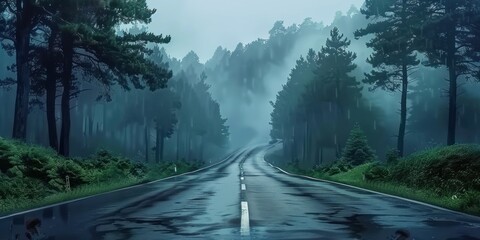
[1,145,480,239]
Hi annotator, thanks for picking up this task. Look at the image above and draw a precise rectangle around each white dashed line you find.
[240,201,250,236]
[241,184,246,191]
[240,177,244,181]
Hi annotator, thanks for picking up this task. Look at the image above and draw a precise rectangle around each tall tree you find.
[0,0,40,140]
[419,0,480,145]
[355,0,421,156]
[314,27,361,157]
[48,0,172,156]
[149,88,180,163]
[270,49,317,161]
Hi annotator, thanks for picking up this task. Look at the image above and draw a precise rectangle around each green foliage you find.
[364,163,390,181]
[390,145,480,195]
[341,124,376,165]
[268,144,480,215]
[316,161,353,176]
[0,138,201,214]
[385,148,400,165]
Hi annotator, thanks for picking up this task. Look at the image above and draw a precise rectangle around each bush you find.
[0,138,203,214]
[389,145,480,195]
[364,163,390,181]
[47,160,87,190]
[385,148,399,165]
[341,124,376,166]
[321,161,353,176]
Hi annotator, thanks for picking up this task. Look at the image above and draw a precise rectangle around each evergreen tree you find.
[270,49,317,161]
[53,0,172,156]
[418,0,480,145]
[341,124,376,166]
[0,0,40,140]
[355,0,421,157]
[313,27,361,157]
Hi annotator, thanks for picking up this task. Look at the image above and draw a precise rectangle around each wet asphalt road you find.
[1,145,480,240]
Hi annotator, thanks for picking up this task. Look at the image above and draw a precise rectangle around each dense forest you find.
[0,0,229,163]
[269,0,480,168]
[1,0,480,166]
[1,0,480,229]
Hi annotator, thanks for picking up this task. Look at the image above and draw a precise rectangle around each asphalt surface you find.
[1,145,480,239]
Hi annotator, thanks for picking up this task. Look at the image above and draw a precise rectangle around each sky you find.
[147,0,365,62]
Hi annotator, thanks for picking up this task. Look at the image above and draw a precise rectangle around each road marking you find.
[240,177,244,181]
[241,184,246,191]
[240,201,250,236]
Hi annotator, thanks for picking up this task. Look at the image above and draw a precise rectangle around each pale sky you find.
[147,0,365,62]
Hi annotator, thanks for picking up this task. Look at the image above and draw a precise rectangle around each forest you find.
[0,0,229,163]
[1,0,480,218]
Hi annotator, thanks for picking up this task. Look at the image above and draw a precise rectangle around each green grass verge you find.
[0,137,203,216]
[0,164,196,216]
[266,147,480,216]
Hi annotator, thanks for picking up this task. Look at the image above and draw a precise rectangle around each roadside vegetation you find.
[267,126,480,216]
[0,138,201,215]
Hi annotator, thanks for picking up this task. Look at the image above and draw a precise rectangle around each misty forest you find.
[1,0,480,239]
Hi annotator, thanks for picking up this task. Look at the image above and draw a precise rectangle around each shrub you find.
[20,150,54,183]
[322,161,353,176]
[47,160,87,190]
[341,124,376,166]
[364,163,390,181]
[389,145,480,195]
[385,148,400,165]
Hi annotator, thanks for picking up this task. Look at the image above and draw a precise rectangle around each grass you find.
[0,164,197,216]
[325,165,479,215]
[0,137,201,216]
[266,146,480,216]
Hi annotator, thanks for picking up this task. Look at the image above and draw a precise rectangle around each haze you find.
[149,0,365,62]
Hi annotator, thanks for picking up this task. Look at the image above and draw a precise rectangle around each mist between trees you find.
[1,0,480,167]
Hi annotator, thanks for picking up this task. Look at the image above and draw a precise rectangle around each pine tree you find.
[341,124,376,166]
[0,0,39,140]
[418,0,480,145]
[313,27,361,157]
[355,0,421,157]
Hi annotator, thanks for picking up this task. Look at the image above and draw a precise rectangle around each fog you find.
[148,0,364,62]
[1,0,479,165]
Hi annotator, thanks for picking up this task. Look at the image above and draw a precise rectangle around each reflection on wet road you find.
[1,145,480,239]
[242,149,480,239]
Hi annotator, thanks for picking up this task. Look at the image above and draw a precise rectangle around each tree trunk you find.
[302,121,308,164]
[397,0,409,157]
[144,122,149,163]
[397,62,408,157]
[59,34,74,156]
[320,146,324,165]
[12,2,34,140]
[176,129,181,161]
[315,141,320,166]
[200,135,205,162]
[291,125,297,163]
[446,0,457,146]
[155,126,160,163]
[46,29,58,151]
[160,133,165,162]
[102,103,107,136]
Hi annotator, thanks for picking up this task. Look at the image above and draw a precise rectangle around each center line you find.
[240,177,244,181]
[241,184,246,191]
[240,201,250,236]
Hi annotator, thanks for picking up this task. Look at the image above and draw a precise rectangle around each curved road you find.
[1,145,480,239]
